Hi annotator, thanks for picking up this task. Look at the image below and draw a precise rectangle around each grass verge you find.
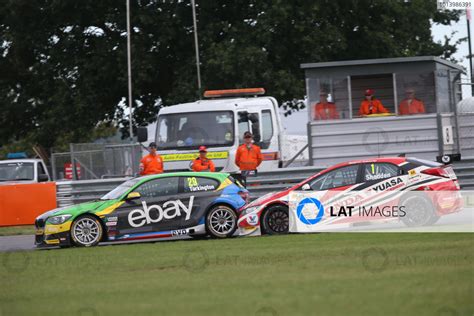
[0,225,35,236]
[0,233,472,316]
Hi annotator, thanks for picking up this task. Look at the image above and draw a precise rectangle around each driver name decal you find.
[128,196,194,228]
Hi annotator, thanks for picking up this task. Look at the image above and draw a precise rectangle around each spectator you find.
[139,142,164,175]
[191,146,215,172]
[313,91,340,120]
[235,131,263,171]
[399,88,426,115]
[358,89,389,116]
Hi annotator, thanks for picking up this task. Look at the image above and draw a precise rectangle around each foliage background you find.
[0,0,463,155]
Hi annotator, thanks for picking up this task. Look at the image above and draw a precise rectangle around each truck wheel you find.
[70,215,103,247]
[206,205,237,238]
[262,205,289,235]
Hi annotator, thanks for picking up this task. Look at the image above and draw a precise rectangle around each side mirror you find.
[38,174,49,182]
[248,113,259,123]
[126,192,141,200]
[137,127,148,143]
[301,183,311,191]
[238,112,249,123]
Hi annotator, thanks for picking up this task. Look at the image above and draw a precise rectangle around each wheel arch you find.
[72,212,108,242]
[205,202,238,238]
[259,201,289,235]
[259,201,288,222]
[206,201,237,214]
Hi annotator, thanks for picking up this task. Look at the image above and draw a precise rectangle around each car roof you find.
[300,157,408,184]
[323,157,407,173]
[137,171,230,183]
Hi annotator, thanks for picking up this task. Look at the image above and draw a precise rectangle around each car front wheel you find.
[262,205,289,235]
[206,205,237,238]
[70,215,103,247]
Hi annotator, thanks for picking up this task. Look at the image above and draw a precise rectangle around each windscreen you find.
[101,178,141,200]
[156,111,234,149]
[0,162,34,181]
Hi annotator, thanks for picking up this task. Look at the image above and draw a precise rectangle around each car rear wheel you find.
[262,205,289,235]
[71,215,103,247]
[400,193,439,227]
[206,205,237,238]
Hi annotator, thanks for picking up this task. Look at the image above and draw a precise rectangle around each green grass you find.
[0,234,472,316]
[0,225,35,236]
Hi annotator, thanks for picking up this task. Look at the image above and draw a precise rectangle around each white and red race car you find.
[238,157,462,236]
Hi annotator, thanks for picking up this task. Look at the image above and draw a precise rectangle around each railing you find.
[56,161,474,207]
[55,166,324,207]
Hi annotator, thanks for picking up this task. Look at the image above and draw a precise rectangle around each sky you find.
[432,10,473,98]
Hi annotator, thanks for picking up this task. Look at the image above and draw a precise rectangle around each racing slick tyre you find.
[399,193,439,227]
[261,205,289,235]
[206,205,237,238]
[70,215,103,247]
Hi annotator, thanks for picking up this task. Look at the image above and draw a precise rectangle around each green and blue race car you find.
[35,172,248,247]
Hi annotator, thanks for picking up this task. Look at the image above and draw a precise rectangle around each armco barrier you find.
[0,182,57,226]
[56,161,474,207]
[55,166,325,207]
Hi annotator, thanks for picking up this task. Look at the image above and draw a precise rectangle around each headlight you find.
[47,214,73,225]
[241,206,259,216]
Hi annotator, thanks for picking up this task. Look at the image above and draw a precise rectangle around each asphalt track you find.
[0,208,472,252]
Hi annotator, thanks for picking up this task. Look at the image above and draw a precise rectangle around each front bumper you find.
[35,230,71,248]
[35,219,72,248]
[238,211,262,237]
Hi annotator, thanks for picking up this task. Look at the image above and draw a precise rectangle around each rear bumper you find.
[434,191,464,216]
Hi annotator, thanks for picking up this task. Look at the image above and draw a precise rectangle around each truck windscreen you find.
[0,162,34,181]
[156,111,234,149]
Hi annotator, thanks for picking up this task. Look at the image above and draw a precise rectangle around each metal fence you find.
[55,160,474,207]
[51,143,143,181]
[308,113,474,168]
[55,166,323,207]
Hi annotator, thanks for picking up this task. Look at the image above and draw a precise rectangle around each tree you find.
[0,0,463,154]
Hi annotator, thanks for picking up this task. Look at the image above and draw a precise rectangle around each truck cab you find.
[152,88,284,172]
[0,158,51,184]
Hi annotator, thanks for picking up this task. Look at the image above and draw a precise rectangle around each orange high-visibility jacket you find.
[359,99,389,116]
[399,98,425,115]
[314,102,340,120]
[139,153,164,175]
[192,157,216,172]
[235,144,263,171]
